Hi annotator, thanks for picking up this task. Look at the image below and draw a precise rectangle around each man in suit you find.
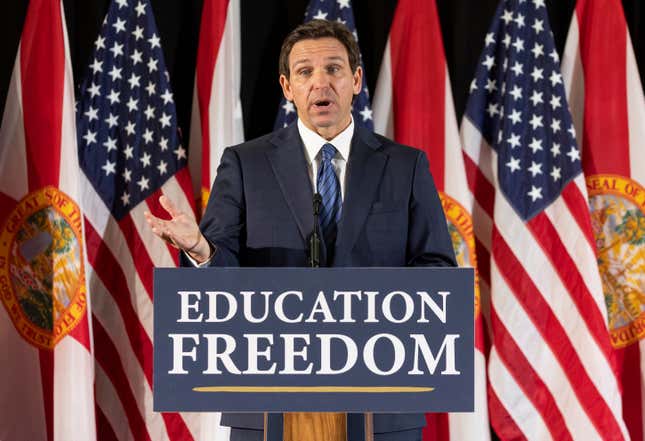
[146,19,456,441]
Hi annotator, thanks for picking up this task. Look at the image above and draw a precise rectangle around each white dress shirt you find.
[297,117,354,199]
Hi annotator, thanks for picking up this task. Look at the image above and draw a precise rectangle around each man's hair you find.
[278,19,361,78]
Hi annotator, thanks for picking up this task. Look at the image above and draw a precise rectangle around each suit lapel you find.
[335,127,387,261]
[266,125,322,255]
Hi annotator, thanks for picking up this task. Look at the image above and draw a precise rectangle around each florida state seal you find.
[0,186,87,349]
[587,174,645,349]
[439,192,480,317]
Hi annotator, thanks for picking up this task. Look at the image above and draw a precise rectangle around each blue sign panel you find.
[153,267,474,413]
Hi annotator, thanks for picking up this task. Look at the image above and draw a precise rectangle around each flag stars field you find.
[77,0,186,217]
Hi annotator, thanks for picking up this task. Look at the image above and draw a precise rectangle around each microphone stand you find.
[284,193,344,440]
[309,193,322,268]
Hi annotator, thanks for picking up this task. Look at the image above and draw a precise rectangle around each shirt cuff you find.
[183,241,215,267]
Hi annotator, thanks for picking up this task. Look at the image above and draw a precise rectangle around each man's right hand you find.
[144,195,212,263]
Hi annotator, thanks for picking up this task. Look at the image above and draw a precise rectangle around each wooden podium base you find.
[265,413,373,441]
[284,413,346,441]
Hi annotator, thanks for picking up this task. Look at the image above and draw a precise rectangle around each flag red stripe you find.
[464,153,494,218]
[95,402,120,441]
[85,219,154,384]
[576,0,631,175]
[92,317,152,441]
[0,192,18,221]
[68,307,92,352]
[196,0,229,190]
[560,183,596,251]
[388,0,445,186]
[475,315,486,353]
[488,381,528,441]
[422,413,450,441]
[118,215,155,300]
[618,344,644,441]
[19,0,64,190]
[474,237,491,287]
[490,308,574,441]
[493,227,625,437]
[38,349,54,441]
[527,211,616,365]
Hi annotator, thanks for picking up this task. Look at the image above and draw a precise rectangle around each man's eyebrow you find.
[291,58,312,69]
[291,56,347,69]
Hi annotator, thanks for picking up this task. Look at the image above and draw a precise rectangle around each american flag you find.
[75,0,200,440]
[273,0,373,131]
[460,0,628,439]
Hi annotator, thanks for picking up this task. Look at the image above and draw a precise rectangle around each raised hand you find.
[144,195,212,263]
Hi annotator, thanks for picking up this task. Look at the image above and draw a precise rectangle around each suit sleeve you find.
[193,147,246,267]
[406,150,457,267]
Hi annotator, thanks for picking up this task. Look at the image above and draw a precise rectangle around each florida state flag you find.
[188,0,244,215]
[563,0,645,439]
[373,0,490,439]
[0,1,96,440]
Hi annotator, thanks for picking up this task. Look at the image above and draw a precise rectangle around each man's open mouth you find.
[313,100,332,109]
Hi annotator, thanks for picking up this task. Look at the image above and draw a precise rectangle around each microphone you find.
[309,193,322,268]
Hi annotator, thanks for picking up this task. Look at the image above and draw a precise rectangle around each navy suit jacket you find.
[193,123,456,433]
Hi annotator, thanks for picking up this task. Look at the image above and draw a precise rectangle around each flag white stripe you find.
[95,363,134,441]
[447,349,489,440]
[443,71,470,208]
[491,262,602,439]
[0,55,28,201]
[0,307,46,441]
[626,31,645,185]
[57,3,81,199]
[88,265,170,441]
[206,0,244,186]
[54,337,96,441]
[372,38,394,138]
[561,16,585,152]
[488,347,553,441]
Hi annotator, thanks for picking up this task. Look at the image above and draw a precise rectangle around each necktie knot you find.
[321,143,337,164]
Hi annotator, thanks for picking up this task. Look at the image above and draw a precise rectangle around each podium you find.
[153,267,474,441]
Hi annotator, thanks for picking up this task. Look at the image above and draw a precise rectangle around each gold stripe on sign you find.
[193,386,434,393]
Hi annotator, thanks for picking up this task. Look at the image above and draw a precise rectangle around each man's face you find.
[279,37,362,140]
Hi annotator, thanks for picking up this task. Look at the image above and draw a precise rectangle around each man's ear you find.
[279,74,293,101]
[352,66,363,95]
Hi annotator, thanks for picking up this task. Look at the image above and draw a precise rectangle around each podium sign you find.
[153,267,474,413]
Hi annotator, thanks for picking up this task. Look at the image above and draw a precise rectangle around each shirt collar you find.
[297,117,354,164]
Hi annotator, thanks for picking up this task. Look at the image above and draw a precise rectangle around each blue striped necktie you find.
[317,143,342,256]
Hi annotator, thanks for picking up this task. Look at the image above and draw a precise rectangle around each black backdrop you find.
[2,1,643,148]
